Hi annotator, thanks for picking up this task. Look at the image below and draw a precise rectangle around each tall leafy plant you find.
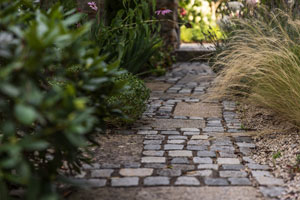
[0,1,124,199]
[92,0,163,74]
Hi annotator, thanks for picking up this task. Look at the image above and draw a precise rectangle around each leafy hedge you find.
[0,1,125,199]
[106,73,150,126]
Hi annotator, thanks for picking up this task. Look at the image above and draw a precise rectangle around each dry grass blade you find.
[210,10,300,127]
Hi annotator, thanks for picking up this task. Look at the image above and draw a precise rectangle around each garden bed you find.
[237,104,300,200]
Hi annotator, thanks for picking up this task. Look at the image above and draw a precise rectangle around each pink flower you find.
[246,0,258,6]
[88,1,98,11]
[155,9,172,16]
[180,8,187,16]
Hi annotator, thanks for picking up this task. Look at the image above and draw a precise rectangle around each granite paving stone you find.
[141,157,166,163]
[164,144,184,150]
[171,158,190,164]
[144,177,170,186]
[197,151,216,157]
[204,178,229,186]
[219,171,247,178]
[228,178,252,186]
[169,150,193,157]
[198,164,219,170]
[193,157,213,164]
[111,177,139,187]
[217,158,240,165]
[144,144,161,150]
[255,177,284,185]
[90,169,114,178]
[167,140,185,144]
[191,135,209,140]
[161,131,180,135]
[143,140,162,145]
[186,170,213,177]
[259,187,286,197]
[221,164,245,170]
[186,145,208,151]
[175,177,200,185]
[142,151,165,157]
[156,169,182,177]
[119,168,153,177]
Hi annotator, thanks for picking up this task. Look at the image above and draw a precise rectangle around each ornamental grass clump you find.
[212,10,300,127]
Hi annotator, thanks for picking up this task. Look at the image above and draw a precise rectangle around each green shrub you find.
[212,9,300,127]
[0,1,124,199]
[106,73,150,126]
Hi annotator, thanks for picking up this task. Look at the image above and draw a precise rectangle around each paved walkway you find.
[69,62,286,200]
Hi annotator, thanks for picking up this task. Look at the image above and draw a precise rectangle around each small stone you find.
[198,164,218,170]
[168,136,187,140]
[186,170,213,177]
[101,163,120,169]
[204,178,229,186]
[211,145,235,153]
[219,152,237,158]
[184,132,200,136]
[259,187,286,197]
[143,151,164,157]
[156,169,182,176]
[119,168,153,177]
[240,147,251,155]
[144,144,161,150]
[237,142,255,148]
[145,135,165,140]
[123,162,141,168]
[228,178,251,185]
[197,151,216,157]
[111,177,139,187]
[181,128,200,132]
[203,127,224,132]
[169,150,193,157]
[164,144,184,150]
[143,140,162,145]
[144,177,170,186]
[247,164,270,170]
[175,177,200,185]
[187,145,208,151]
[138,130,158,135]
[171,164,195,171]
[221,164,245,170]
[191,135,209,140]
[255,177,284,186]
[171,157,189,164]
[141,157,166,163]
[161,131,180,135]
[219,171,247,178]
[144,164,166,169]
[217,158,240,165]
[251,171,273,178]
[188,140,210,145]
[91,169,114,178]
[167,140,185,144]
[193,157,213,164]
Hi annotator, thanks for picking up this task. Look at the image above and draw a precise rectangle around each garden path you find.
[69,62,286,200]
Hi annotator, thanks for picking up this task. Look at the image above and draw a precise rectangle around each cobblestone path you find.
[70,62,286,200]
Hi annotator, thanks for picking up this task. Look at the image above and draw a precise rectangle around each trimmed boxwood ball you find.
[106,73,150,126]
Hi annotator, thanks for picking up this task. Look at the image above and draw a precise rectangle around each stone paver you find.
[119,168,153,177]
[175,177,200,185]
[111,177,139,187]
[73,62,285,199]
